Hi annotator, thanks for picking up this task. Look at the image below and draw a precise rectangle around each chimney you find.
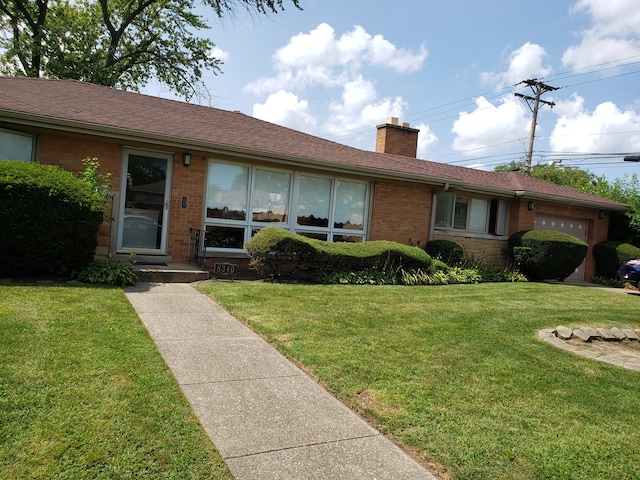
[375,117,420,158]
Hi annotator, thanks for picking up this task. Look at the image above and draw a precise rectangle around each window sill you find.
[205,250,250,259]
[433,228,508,241]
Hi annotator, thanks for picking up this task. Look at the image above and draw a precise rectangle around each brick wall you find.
[369,180,432,248]
[167,153,206,262]
[432,234,509,265]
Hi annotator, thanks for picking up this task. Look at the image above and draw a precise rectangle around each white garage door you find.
[534,214,588,281]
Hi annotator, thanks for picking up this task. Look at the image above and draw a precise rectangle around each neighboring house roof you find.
[0,76,627,211]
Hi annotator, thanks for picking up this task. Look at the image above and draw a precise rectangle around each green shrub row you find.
[248,227,527,285]
[0,161,105,276]
[246,227,444,279]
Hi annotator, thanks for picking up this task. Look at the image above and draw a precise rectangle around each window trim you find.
[434,192,509,237]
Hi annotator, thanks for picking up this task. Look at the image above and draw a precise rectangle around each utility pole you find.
[515,79,558,176]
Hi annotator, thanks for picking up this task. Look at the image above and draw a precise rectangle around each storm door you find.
[118,150,173,254]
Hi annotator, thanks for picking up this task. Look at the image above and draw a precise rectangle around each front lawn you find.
[198,281,640,480]
[0,284,232,479]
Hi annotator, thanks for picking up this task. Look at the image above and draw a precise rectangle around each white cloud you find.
[550,94,640,153]
[209,46,230,62]
[274,23,340,71]
[449,44,551,160]
[570,0,640,37]
[243,23,426,144]
[415,123,438,159]
[252,90,317,133]
[323,76,408,136]
[274,23,428,73]
[244,23,427,95]
[451,96,531,154]
[365,31,428,73]
[562,34,640,70]
[481,42,552,88]
[562,0,640,70]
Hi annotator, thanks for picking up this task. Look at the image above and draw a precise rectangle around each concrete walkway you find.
[124,283,437,480]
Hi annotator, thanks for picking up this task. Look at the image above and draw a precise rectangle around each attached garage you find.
[534,214,588,281]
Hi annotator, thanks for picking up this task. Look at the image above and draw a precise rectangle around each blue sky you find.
[146,0,640,181]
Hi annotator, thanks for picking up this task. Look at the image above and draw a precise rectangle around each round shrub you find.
[593,241,640,278]
[424,239,464,265]
[0,160,105,276]
[509,229,588,281]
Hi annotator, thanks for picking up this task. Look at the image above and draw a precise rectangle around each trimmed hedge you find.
[246,226,443,279]
[593,241,640,278]
[508,229,588,281]
[0,160,105,276]
[424,239,464,265]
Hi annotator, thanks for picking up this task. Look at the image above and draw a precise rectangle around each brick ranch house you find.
[0,77,628,280]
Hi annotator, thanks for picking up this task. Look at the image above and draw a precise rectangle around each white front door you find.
[117,149,173,254]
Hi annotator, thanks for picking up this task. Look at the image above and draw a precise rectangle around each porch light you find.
[598,211,605,219]
[528,201,535,211]
[183,153,191,166]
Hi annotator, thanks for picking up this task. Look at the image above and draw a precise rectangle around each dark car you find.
[617,258,640,286]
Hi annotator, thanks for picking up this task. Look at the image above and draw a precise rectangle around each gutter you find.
[512,191,628,211]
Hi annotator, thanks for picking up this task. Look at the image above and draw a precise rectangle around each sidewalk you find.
[124,282,437,480]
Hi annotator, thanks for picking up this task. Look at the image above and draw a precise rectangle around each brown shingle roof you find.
[0,77,627,210]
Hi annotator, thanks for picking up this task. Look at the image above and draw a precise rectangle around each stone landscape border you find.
[539,326,640,372]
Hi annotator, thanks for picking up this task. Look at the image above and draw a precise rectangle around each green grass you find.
[198,281,640,480]
[0,284,233,479]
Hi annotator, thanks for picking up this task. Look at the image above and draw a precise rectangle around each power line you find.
[325,60,637,141]
[321,55,639,164]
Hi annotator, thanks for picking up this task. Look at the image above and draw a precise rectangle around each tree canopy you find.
[0,0,301,99]
[495,161,640,244]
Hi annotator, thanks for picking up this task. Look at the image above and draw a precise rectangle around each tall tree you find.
[0,0,301,99]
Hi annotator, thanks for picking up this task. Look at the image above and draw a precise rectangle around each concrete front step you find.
[133,263,209,283]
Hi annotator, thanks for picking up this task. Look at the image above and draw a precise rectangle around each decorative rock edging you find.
[539,326,640,371]
[553,325,640,343]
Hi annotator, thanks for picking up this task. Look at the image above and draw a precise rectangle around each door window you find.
[119,151,172,252]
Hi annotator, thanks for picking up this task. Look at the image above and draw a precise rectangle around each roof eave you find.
[517,191,629,211]
[2,109,626,210]
[0,110,462,187]
[434,181,628,210]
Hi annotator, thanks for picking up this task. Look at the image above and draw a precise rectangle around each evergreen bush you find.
[246,226,442,280]
[424,239,464,265]
[593,241,640,278]
[0,160,105,276]
[508,229,588,281]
